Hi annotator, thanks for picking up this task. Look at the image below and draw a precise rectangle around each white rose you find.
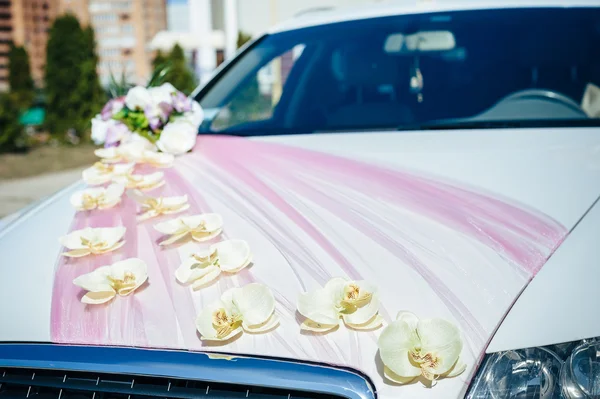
[182,101,204,128]
[148,84,174,106]
[125,86,152,110]
[91,116,109,144]
[156,121,197,155]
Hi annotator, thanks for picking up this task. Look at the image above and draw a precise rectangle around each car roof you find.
[269,0,599,33]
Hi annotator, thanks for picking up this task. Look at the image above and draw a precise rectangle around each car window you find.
[197,8,600,135]
[210,45,305,132]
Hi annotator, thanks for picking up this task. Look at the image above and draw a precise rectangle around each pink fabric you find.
[50,135,567,398]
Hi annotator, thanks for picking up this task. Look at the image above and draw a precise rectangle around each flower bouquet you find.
[91,83,204,155]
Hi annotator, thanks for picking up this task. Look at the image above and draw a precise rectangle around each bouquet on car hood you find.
[91,83,204,155]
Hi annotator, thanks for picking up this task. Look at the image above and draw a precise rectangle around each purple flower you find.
[172,91,192,113]
[104,121,131,148]
[144,105,162,132]
[100,97,125,121]
[158,101,173,121]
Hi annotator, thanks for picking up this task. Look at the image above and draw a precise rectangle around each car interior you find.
[198,7,600,134]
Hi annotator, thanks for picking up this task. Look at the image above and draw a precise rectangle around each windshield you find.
[196,7,600,135]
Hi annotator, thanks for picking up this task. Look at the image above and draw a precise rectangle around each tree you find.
[237,31,252,49]
[45,15,103,138]
[0,93,27,153]
[76,26,106,127]
[8,44,35,110]
[161,44,196,95]
[152,50,167,71]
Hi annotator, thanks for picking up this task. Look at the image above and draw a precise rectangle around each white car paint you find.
[0,127,599,352]
[487,195,600,353]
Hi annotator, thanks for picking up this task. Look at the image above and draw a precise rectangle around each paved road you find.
[0,168,83,219]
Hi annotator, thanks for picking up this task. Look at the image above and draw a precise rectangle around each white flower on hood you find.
[154,213,223,245]
[113,171,165,191]
[73,258,148,304]
[297,277,383,333]
[128,190,189,221]
[176,240,252,289]
[95,143,173,168]
[378,312,466,385]
[82,162,135,185]
[125,86,152,111]
[59,226,126,257]
[156,121,197,155]
[195,283,279,342]
[70,184,124,211]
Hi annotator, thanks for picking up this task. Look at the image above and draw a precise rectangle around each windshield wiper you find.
[397,118,600,131]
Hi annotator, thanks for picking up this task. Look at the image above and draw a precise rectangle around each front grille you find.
[0,367,340,399]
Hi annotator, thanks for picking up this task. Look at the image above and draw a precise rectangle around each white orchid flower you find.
[59,226,126,257]
[113,171,165,191]
[175,240,252,289]
[135,150,175,168]
[378,312,466,385]
[95,143,174,168]
[297,277,383,333]
[156,120,197,155]
[195,283,279,342]
[94,141,147,163]
[154,213,223,245]
[128,190,189,221]
[82,162,135,185]
[70,183,124,211]
[125,86,152,110]
[73,258,148,304]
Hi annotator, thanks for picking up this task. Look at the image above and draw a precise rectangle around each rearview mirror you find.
[384,31,456,54]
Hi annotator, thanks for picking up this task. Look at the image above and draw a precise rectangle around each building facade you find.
[0,0,58,90]
[61,0,167,85]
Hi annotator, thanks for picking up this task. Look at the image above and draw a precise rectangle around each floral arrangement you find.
[61,82,468,391]
[91,83,204,155]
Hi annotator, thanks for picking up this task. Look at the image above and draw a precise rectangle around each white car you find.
[1,1,600,399]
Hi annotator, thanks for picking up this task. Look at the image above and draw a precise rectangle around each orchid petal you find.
[175,251,215,283]
[81,291,116,304]
[297,288,338,325]
[384,367,418,384]
[191,229,222,242]
[342,292,380,325]
[378,320,422,378]
[212,240,251,272]
[443,359,466,378]
[396,311,419,331]
[190,267,221,289]
[94,148,120,163]
[233,283,275,326]
[243,314,279,333]
[300,319,339,333]
[345,314,384,331]
[63,248,92,258]
[417,318,463,375]
[109,258,148,296]
[195,300,242,341]
[73,265,114,293]
[158,231,189,246]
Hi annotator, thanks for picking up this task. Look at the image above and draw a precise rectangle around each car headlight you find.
[466,337,600,398]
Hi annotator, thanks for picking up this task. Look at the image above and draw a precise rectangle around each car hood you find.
[1,128,599,399]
